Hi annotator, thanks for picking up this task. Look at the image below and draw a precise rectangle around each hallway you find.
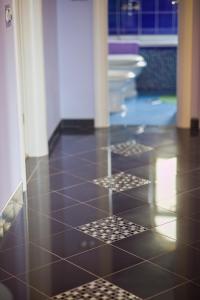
[1,125,200,299]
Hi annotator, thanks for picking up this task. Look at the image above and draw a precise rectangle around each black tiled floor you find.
[0,268,12,282]
[36,229,103,258]
[153,218,200,244]
[87,192,146,215]
[105,261,185,299]
[114,230,177,260]
[10,208,71,242]
[27,172,83,197]
[118,204,177,229]
[19,260,96,297]
[0,231,24,252]
[58,181,109,202]
[0,277,48,300]
[28,191,79,213]
[149,282,200,300]
[0,243,59,276]
[151,245,200,280]
[52,203,108,227]
[68,244,143,277]
[3,126,200,299]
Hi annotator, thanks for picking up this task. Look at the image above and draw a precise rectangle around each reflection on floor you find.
[2,125,200,299]
[110,94,177,126]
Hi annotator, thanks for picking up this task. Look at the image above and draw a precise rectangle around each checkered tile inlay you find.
[106,140,153,157]
[93,172,150,192]
[78,216,147,244]
[51,278,142,300]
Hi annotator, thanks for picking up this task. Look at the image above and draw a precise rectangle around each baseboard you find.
[60,119,94,129]
[190,118,199,136]
[0,182,24,238]
[48,121,62,153]
[48,119,94,153]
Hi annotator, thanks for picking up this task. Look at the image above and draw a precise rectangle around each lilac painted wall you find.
[43,0,60,138]
[0,0,22,212]
[57,0,95,119]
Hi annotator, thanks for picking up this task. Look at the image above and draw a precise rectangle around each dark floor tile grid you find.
[4,127,200,299]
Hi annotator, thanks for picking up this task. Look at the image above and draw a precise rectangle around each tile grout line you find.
[144,281,191,300]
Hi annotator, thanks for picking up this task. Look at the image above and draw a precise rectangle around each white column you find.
[93,0,109,128]
[191,0,200,121]
[177,0,200,128]
[17,0,48,156]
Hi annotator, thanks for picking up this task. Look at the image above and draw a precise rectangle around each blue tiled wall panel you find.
[108,0,178,35]
[141,0,156,12]
[137,47,177,93]
[120,13,138,34]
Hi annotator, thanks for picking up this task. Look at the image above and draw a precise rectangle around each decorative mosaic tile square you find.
[106,140,153,157]
[51,278,142,300]
[78,216,147,244]
[93,172,150,192]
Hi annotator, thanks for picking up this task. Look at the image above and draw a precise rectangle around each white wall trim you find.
[14,0,48,157]
[93,0,109,128]
[177,0,194,128]
[12,0,27,190]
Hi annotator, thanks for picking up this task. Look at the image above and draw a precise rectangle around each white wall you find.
[57,0,95,120]
[0,0,22,212]
[43,0,60,138]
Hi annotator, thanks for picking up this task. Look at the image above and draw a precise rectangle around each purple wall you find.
[43,0,61,138]
[57,0,95,119]
[0,0,22,212]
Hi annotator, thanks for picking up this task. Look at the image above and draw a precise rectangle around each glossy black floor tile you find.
[52,203,108,227]
[26,157,41,182]
[153,218,200,244]
[28,191,78,213]
[151,245,200,280]
[118,204,177,229]
[0,231,24,252]
[87,193,146,215]
[27,172,83,197]
[171,193,200,217]
[76,148,110,164]
[19,260,96,297]
[127,165,157,181]
[68,244,143,277]
[30,162,60,182]
[114,230,177,260]
[0,277,48,300]
[49,156,91,173]
[10,208,71,242]
[149,283,200,300]
[36,229,103,258]
[0,268,12,282]
[69,163,116,180]
[8,127,200,300]
[106,155,149,171]
[58,181,109,202]
[105,261,185,299]
[0,243,59,276]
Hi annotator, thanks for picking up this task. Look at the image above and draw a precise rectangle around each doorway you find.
[108,0,178,127]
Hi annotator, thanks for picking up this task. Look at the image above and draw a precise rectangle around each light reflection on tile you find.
[155,157,177,211]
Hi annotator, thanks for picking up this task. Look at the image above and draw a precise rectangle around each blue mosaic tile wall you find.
[137,47,177,93]
[109,0,178,35]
